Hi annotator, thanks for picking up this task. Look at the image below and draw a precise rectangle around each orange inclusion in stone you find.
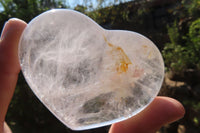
[103,35,132,73]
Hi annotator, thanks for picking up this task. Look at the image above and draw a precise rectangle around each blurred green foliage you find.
[162,0,200,74]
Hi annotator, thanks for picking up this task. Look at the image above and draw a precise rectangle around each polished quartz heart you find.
[18,9,164,130]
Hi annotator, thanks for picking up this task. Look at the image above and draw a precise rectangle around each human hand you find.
[0,18,185,133]
[0,18,27,133]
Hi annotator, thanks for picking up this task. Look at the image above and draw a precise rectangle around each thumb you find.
[109,96,185,133]
[0,18,27,132]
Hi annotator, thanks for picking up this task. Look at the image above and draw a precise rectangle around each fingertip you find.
[7,18,27,29]
[155,96,185,123]
[0,18,27,74]
[1,18,27,40]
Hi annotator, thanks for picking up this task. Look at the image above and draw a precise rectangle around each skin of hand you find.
[0,19,185,133]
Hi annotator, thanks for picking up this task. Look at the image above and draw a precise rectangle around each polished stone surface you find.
[19,9,164,130]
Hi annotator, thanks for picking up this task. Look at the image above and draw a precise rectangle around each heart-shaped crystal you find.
[18,9,164,130]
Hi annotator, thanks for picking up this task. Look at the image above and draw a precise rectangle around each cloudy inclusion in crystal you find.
[18,9,164,130]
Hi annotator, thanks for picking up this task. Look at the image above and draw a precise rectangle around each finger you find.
[109,96,185,133]
[0,18,27,74]
[0,18,27,132]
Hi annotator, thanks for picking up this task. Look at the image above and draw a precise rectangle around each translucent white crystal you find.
[18,9,164,130]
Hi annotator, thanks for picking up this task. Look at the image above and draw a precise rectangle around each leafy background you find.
[0,0,200,132]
